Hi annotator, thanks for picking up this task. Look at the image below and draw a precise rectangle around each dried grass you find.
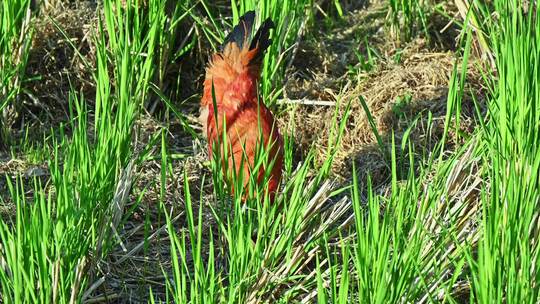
[283,38,485,185]
[25,2,97,125]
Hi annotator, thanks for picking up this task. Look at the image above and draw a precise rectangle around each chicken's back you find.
[199,11,282,201]
[207,97,283,200]
[200,11,273,111]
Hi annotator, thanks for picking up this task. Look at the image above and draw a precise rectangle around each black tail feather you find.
[221,11,274,62]
[222,11,256,51]
[249,18,274,55]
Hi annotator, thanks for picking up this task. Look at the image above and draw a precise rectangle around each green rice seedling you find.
[230,0,313,106]
[306,138,481,303]
[16,126,50,165]
[0,0,170,301]
[314,233,351,304]
[348,141,473,302]
[440,27,473,160]
[309,29,478,303]
[347,39,380,78]
[159,91,353,302]
[194,0,227,50]
[387,0,429,43]
[308,136,483,303]
[0,0,33,146]
[462,1,540,302]
[314,129,480,302]
[160,152,353,303]
[333,0,344,18]
[148,0,197,112]
[0,88,134,303]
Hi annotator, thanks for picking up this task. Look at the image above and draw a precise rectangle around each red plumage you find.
[199,11,283,201]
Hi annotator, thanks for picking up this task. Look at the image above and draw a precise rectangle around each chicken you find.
[199,11,283,201]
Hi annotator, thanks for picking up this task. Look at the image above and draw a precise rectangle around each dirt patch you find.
[280,3,485,186]
[285,3,388,101]
[22,2,97,133]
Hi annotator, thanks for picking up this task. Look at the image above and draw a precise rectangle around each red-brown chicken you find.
[199,11,283,201]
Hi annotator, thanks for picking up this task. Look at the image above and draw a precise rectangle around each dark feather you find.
[222,11,256,51]
[249,18,275,63]
[221,11,275,64]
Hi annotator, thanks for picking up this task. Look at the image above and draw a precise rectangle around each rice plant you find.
[312,41,479,302]
[0,0,33,146]
[463,0,540,302]
[159,94,352,302]
[387,0,429,43]
[0,0,167,301]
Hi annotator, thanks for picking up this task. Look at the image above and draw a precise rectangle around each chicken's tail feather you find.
[222,11,255,51]
[221,11,274,64]
[249,18,274,63]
